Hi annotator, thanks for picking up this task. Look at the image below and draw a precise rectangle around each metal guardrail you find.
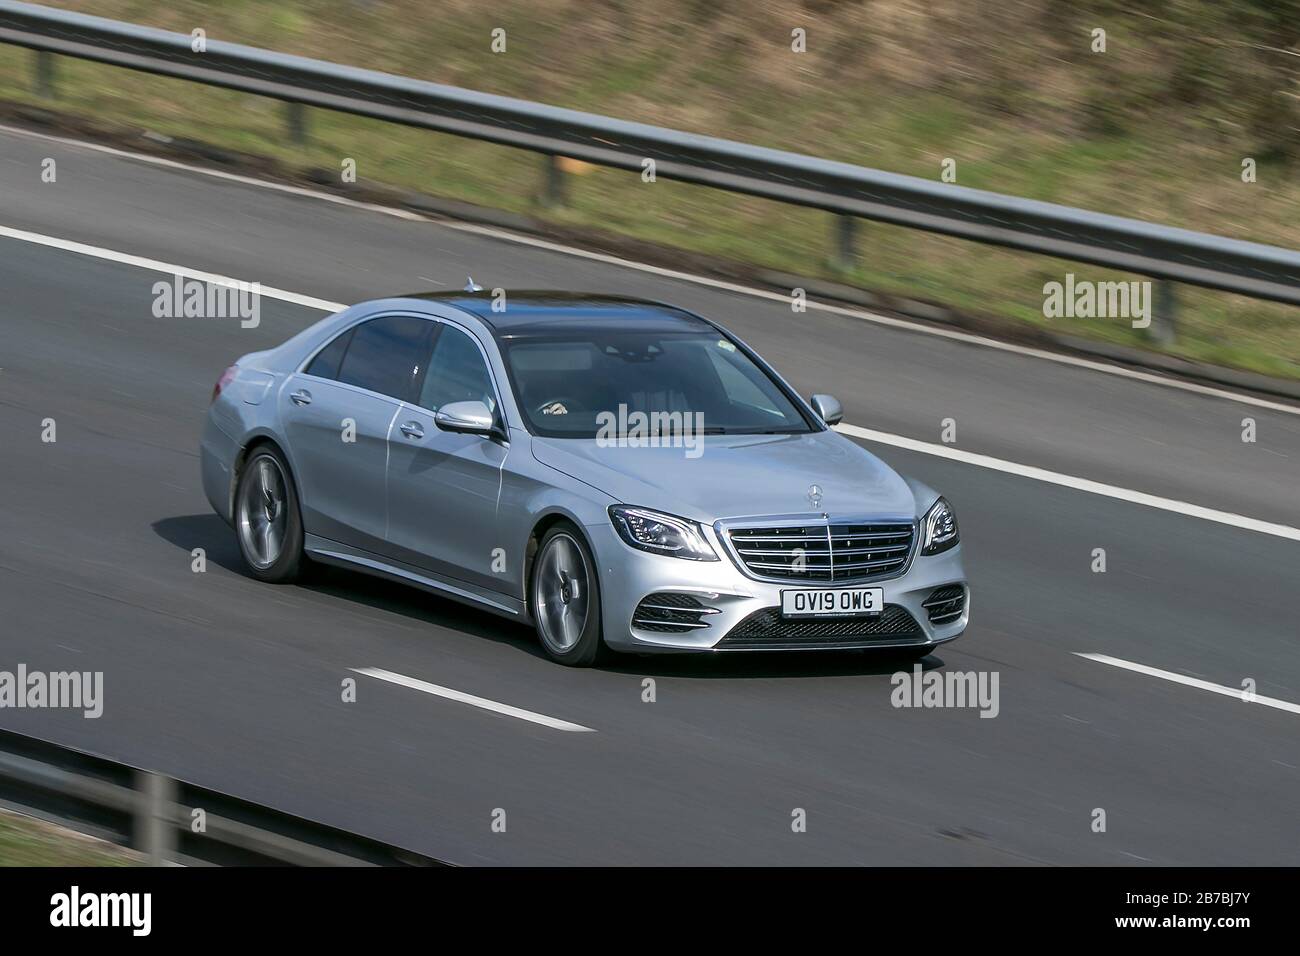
[0,0,1298,312]
[0,728,443,866]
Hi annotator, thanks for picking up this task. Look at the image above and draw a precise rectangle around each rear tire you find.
[234,445,306,583]
[530,524,606,667]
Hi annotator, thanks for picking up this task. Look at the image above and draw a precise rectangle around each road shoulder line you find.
[1074,653,1300,716]
[352,667,597,733]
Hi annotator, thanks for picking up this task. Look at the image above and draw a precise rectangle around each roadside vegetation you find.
[1,1,1296,378]
[0,808,139,865]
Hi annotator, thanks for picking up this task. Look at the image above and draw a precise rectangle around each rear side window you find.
[304,327,353,381]
[335,316,436,402]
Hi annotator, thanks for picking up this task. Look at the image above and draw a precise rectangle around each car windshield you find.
[499,329,814,438]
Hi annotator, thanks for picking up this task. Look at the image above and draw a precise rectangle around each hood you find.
[531,429,920,523]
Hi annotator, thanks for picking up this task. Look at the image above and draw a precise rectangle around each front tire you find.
[234,445,306,583]
[530,524,605,666]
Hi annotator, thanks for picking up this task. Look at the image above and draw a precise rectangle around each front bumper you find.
[586,521,969,653]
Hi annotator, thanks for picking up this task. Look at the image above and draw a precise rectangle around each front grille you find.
[923,584,966,624]
[727,521,914,582]
[632,592,719,633]
[717,604,923,649]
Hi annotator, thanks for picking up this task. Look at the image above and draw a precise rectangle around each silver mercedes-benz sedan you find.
[200,291,969,665]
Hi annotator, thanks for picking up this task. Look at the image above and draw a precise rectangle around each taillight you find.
[212,365,238,404]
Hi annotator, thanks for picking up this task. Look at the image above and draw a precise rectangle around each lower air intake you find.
[717,604,923,650]
[923,585,967,625]
[632,592,719,633]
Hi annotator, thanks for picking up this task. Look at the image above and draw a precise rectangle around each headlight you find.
[920,497,959,555]
[609,505,719,561]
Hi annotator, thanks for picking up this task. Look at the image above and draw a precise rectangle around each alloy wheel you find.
[237,455,289,570]
[534,532,592,654]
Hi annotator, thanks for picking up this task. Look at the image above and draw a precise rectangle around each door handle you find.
[289,389,312,406]
[399,421,425,439]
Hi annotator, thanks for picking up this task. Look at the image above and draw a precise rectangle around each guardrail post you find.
[541,154,566,207]
[285,101,308,145]
[134,770,177,864]
[831,215,858,271]
[1150,279,1177,345]
[34,50,56,98]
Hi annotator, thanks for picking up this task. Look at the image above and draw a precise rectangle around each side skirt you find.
[304,534,527,622]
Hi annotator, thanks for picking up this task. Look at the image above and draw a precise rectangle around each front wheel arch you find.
[527,519,607,666]
[523,512,591,609]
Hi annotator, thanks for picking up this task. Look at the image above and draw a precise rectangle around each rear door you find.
[279,314,437,554]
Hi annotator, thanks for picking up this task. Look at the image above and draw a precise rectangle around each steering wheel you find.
[534,396,583,417]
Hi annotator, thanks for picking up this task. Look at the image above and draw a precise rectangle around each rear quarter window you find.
[304,327,353,380]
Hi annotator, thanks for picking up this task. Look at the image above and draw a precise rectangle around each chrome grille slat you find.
[637,603,721,615]
[731,530,908,543]
[831,557,911,572]
[745,556,902,572]
[632,618,711,629]
[736,544,909,557]
[726,520,915,582]
[826,545,910,556]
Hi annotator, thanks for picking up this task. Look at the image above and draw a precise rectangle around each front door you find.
[385,322,511,593]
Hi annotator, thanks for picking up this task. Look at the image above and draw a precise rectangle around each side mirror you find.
[435,400,495,436]
[809,393,843,426]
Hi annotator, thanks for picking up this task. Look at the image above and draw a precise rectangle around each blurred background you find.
[2,0,1297,377]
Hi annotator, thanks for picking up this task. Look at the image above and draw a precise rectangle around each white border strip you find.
[837,423,1300,542]
[1075,653,1300,716]
[352,667,596,732]
[3,121,1297,417]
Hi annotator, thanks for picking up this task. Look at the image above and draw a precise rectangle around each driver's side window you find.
[418,324,497,414]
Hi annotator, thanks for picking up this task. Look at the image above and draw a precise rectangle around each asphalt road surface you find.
[0,124,1297,864]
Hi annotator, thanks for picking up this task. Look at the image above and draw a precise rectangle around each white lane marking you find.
[351,667,596,733]
[837,422,1300,542]
[3,121,1296,417]
[1075,653,1300,716]
[3,221,1297,543]
[0,223,346,313]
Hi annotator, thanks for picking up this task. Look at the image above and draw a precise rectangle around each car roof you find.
[393,291,717,336]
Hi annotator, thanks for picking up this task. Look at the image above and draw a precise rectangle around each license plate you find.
[781,587,883,619]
